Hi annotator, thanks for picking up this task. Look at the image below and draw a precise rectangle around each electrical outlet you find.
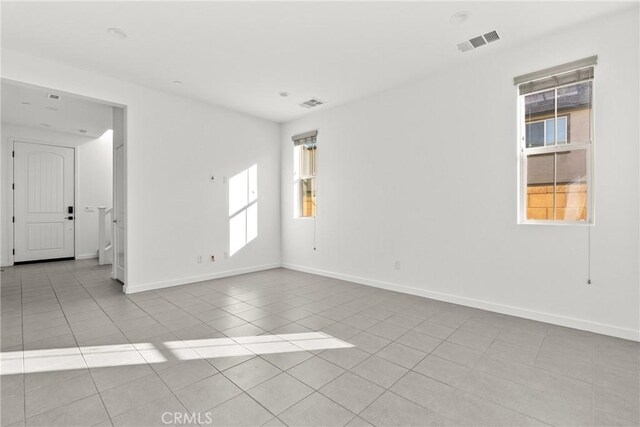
[197,255,203,264]
[394,261,401,270]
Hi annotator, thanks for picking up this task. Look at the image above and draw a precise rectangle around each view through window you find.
[293,131,317,218]
[520,68,593,222]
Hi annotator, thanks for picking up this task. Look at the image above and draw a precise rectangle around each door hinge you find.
[12,249,15,255]
[12,151,15,158]
[12,183,15,190]
[12,216,15,223]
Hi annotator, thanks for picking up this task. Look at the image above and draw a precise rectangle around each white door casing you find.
[114,143,125,282]
[112,106,126,283]
[13,141,75,262]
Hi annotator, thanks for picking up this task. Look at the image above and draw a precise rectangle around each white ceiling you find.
[1,1,634,123]
[1,82,113,138]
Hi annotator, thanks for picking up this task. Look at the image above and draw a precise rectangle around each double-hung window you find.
[292,130,317,218]
[516,57,595,223]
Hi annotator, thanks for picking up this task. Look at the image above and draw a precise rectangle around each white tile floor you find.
[1,259,638,426]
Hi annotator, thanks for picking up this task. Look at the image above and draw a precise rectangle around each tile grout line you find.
[417,318,561,425]
[70,269,223,422]
[73,260,236,423]
[5,262,633,426]
[98,271,335,422]
[46,260,115,427]
[45,261,150,423]
[20,267,27,425]
[16,262,109,424]
[350,314,470,424]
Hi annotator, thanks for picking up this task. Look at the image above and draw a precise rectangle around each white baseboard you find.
[283,263,640,342]
[123,263,282,294]
[3,253,98,265]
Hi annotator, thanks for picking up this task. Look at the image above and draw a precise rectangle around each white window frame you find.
[518,78,594,225]
[294,144,317,219]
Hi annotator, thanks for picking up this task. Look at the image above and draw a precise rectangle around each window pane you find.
[526,122,545,148]
[300,146,316,177]
[301,178,316,217]
[557,116,567,144]
[524,90,555,148]
[545,119,555,146]
[544,117,568,146]
[526,153,554,220]
[555,150,587,221]
[557,82,592,144]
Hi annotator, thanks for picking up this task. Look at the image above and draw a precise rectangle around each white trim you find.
[76,253,98,260]
[518,79,594,225]
[123,263,281,294]
[294,144,318,219]
[523,142,589,156]
[282,263,640,342]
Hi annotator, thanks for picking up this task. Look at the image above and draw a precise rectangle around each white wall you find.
[1,124,113,264]
[1,50,282,293]
[280,10,639,340]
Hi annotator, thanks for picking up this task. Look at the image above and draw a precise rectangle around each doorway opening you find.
[1,80,127,286]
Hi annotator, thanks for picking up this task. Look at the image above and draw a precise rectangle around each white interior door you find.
[14,141,75,262]
[112,106,126,283]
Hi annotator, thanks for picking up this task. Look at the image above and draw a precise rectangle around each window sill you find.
[518,220,593,226]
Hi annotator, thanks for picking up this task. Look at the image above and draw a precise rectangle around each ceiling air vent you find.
[469,36,486,48]
[456,41,473,52]
[47,93,61,101]
[483,30,500,43]
[299,98,325,109]
[457,30,500,53]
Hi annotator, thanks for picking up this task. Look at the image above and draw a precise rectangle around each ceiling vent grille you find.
[457,30,500,53]
[456,41,473,52]
[47,93,61,101]
[469,36,486,48]
[483,30,500,43]
[299,98,325,109]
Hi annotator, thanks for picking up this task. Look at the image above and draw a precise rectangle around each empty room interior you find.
[0,1,638,427]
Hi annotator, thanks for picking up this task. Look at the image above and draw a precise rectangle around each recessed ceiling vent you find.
[483,30,500,43]
[456,41,473,52]
[47,93,61,101]
[299,98,325,109]
[457,30,500,53]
